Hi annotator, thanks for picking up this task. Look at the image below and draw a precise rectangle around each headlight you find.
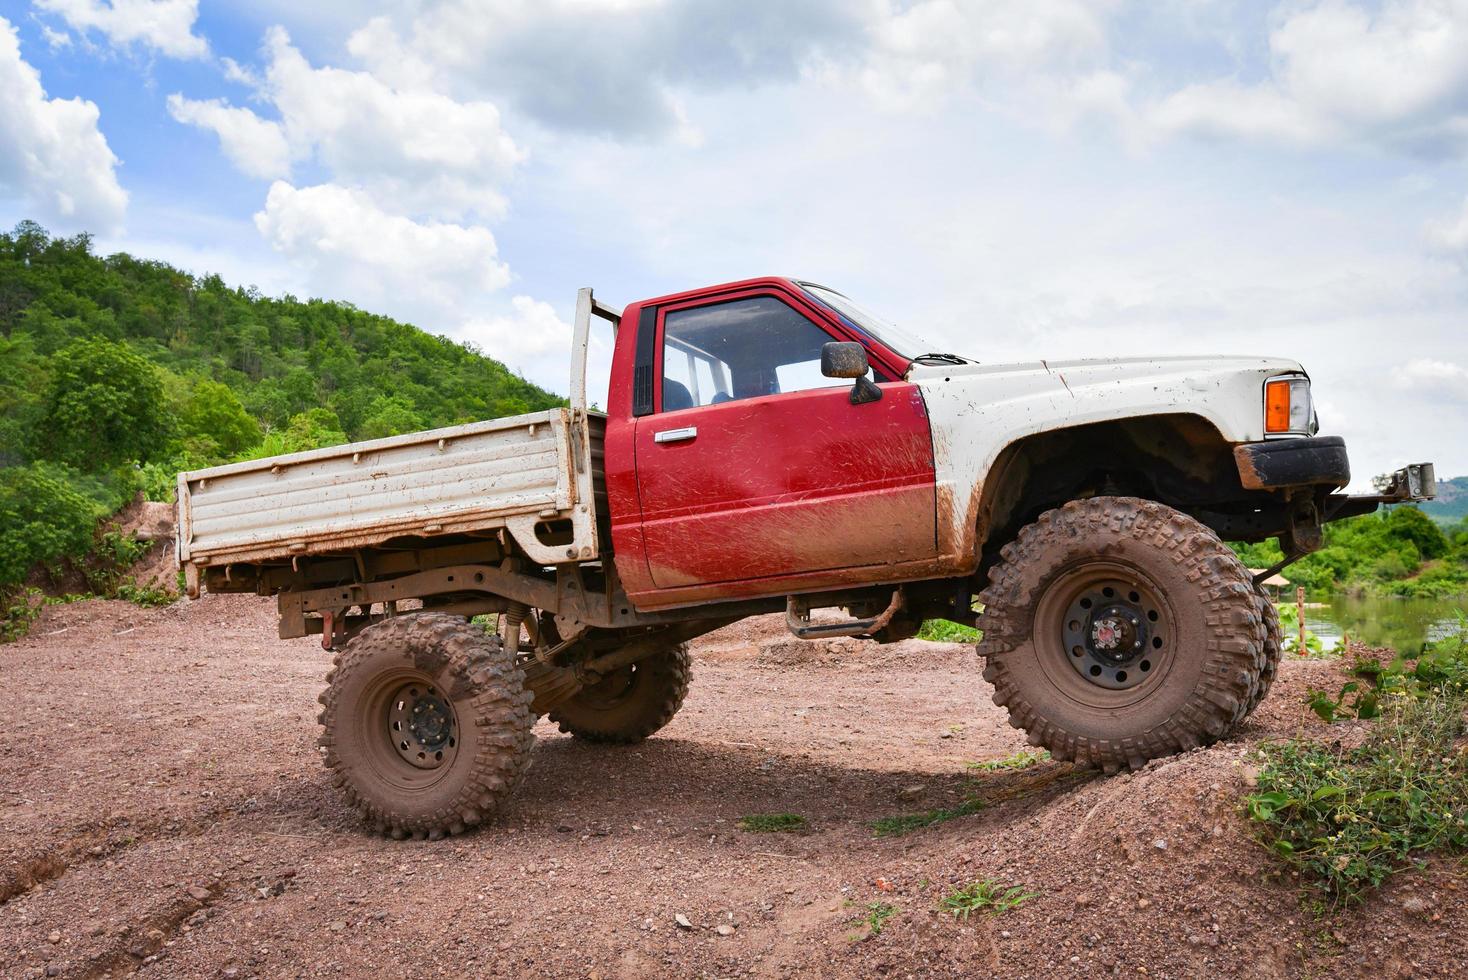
[1264,374,1312,437]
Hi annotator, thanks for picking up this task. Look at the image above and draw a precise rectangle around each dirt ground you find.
[2,596,1464,979]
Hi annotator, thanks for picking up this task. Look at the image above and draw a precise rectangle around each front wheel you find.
[548,643,691,744]
[317,612,535,839]
[976,496,1266,773]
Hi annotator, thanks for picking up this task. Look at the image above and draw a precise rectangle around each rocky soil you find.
[2,596,1464,979]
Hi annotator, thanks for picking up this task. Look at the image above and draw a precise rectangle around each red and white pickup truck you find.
[177,277,1434,839]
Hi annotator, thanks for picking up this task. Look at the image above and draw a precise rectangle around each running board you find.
[784,591,903,640]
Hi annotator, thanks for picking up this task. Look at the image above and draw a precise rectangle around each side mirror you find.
[821,341,882,405]
[821,341,868,378]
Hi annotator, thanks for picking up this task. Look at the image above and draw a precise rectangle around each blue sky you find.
[2,0,1467,484]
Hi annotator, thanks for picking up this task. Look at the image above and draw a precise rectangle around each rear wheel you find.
[548,643,691,744]
[976,496,1264,773]
[318,612,535,839]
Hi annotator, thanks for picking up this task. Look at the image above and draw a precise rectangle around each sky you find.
[1,0,1466,486]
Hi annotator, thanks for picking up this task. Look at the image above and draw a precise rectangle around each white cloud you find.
[457,295,582,394]
[1150,0,1468,157]
[167,21,562,386]
[460,295,570,359]
[1151,80,1327,146]
[352,0,1121,135]
[253,181,510,324]
[39,24,72,49]
[354,0,867,137]
[214,27,524,219]
[166,95,290,180]
[856,0,1114,109]
[220,56,260,88]
[0,16,126,231]
[1427,195,1468,253]
[1391,357,1468,396]
[34,0,208,60]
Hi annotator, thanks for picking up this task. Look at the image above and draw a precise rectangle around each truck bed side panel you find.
[179,410,600,568]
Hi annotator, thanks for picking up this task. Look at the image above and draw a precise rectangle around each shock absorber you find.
[501,601,530,654]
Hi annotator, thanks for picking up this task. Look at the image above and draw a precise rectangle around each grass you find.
[1246,690,1468,902]
[1246,624,1468,902]
[113,581,178,607]
[848,901,897,940]
[917,619,981,642]
[938,880,1037,920]
[1,587,44,643]
[738,813,807,833]
[967,749,1050,772]
[871,797,985,837]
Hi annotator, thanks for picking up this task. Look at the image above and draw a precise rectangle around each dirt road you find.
[2,596,1463,979]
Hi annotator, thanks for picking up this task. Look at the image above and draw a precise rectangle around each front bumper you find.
[1234,436,1436,509]
[1234,436,1351,491]
[1229,440,1435,583]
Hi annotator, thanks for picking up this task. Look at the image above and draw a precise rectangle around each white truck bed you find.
[176,288,622,588]
[176,408,606,573]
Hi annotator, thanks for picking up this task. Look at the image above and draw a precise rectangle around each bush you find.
[84,528,150,596]
[1,587,44,642]
[0,462,100,587]
[1246,692,1467,902]
[917,619,981,642]
[1248,621,1468,901]
[235,408,348,460]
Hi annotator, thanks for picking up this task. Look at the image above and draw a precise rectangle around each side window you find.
[660,296,856,411]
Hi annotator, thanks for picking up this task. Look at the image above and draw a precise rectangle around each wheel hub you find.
[387,683,458,770]
[1060,580,1167,691]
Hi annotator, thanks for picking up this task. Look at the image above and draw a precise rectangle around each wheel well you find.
[974,414,1247,573]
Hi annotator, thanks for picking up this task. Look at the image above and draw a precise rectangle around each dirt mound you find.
[109,494,178,591]
[21,494,179,600]
[1,598,1461,979]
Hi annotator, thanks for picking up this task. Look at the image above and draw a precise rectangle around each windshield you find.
[797,282,951,362]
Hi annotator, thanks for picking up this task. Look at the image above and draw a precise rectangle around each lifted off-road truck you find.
[177,278,1434,839]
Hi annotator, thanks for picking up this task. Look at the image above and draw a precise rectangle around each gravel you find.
[1,595,1463,978]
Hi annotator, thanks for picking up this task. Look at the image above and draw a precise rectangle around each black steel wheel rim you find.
[1059,578,1168,691]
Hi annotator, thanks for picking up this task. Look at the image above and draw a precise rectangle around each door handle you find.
[654,426,698,444]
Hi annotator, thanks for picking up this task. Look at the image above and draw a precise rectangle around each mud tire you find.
[548,644,691,744]
[976,496,1265,773]
[1247,588,1283,716]
[318,612,535,839]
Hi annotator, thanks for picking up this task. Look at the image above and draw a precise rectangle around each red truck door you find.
[631,289,937,589]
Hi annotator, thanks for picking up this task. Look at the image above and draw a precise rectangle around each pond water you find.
[1286,593,1466,656]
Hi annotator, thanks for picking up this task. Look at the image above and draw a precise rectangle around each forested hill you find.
[0,220,561,598]
[1422,476,1468,524]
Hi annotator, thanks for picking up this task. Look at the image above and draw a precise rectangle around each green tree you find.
[239,408,349,460]
[36,337,171,468]
[178,379,262,457]
[0,463,99,586]
[1384,505,1448,560]
[359,394,427,440]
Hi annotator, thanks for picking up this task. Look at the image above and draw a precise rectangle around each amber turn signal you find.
[1264,379,1291,433]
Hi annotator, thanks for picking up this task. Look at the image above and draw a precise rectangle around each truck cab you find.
[604,278,942,607]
